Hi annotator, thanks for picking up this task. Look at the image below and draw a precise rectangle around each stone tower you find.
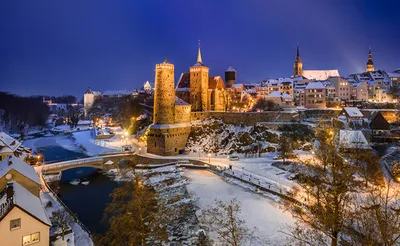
[293,44,303,77]
[153,57,175,124]
[147,57,192,156]
[84,88,95,117]
[366,48,375,72]
[225,66,236,88]
[190,42,209,111]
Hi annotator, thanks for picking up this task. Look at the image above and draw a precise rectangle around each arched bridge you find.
[41,152,136,173]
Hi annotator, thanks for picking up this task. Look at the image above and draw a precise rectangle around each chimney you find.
[6,183,14,200]
[8,156,12,166]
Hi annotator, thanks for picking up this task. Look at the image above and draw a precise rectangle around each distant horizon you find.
[1,1,399,98]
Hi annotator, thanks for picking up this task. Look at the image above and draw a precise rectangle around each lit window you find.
[23,232,40,245]
[10,218,21,230]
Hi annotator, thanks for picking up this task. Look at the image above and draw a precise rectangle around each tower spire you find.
[366,46,374,72]
[296,43,300,59]
[197,40,203,65]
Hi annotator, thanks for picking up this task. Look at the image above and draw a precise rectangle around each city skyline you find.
[1,0,400,98]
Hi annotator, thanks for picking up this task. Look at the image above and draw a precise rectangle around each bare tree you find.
[200,199,257,246]
[278,134,293,164]
[344,182,400,246]
[284,128,359,246]
[52,209,73,241]
[251,98,280,111]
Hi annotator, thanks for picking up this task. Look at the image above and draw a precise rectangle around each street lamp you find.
[138,147,142,154]
[208,153,211,163]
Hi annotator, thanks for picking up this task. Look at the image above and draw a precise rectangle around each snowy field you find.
[185,169,294,245]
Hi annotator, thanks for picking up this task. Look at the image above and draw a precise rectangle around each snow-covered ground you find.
[185,169,294,245]
[40,192,93,246]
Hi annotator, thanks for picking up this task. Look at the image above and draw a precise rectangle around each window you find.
[23,232,40,245]
[10,218,21,230]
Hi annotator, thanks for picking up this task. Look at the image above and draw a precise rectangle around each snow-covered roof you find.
[266,91,292,99]
[339,130,370,149]
[0,132,22,154]
[305,82,325,89]
[1,182,51,226]
[102,90,132,96]
[343,107,363,118]
[368,80,377,86]
[352,81,367,88]
[77,120,92,125]
[175,96,190,106]
[93,91,102,96]
[232,83,244,89]
[302,70,340,80]
[226,66,236,72]
[0,156,40,185]
[386,72,400,78]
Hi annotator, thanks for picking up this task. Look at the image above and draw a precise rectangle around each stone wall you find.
[191,111,299,125]
[175,105,191,123]
[147,125,191,156]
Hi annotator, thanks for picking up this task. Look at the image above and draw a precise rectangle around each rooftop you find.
[302,70,340,80]
[305,82,325,89]
[0,182,51,226]
[343,107,363,118]
[0,156,40,185]
[339,130,370,149]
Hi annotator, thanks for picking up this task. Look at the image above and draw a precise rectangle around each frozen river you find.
[185,169,294,245]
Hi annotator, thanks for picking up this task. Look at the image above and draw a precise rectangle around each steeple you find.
[366,47,374,72]
[293,43,303,77]
[196,40,204,65]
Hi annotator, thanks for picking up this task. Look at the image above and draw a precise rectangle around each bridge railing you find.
[42,153,135,171]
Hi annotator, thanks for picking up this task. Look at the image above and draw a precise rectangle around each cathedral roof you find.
[209,76,225,90]
[175,73,226,90]
[176,73,191,89]
[302,70,340,80]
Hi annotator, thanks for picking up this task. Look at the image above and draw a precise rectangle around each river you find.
[27,136,293,242]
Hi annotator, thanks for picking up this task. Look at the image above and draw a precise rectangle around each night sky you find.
[1,0,399,98]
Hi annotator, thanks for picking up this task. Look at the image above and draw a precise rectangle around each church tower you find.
[153,57,175,124]
[293,44,303,77]
[366,48,375,72]
[190,42,209,111]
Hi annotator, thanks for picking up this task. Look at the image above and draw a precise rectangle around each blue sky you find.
[1,0,399,98]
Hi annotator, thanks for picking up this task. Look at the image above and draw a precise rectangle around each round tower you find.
[154,57,175,124]
[225,66,236,88]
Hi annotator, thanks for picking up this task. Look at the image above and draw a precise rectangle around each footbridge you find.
[41,152,136,173]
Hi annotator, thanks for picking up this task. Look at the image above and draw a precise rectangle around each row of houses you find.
[0,133,50,246]
[231,69,399,109]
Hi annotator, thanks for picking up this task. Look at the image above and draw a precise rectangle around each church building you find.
[292,44,340,80]
[176,44,228,112]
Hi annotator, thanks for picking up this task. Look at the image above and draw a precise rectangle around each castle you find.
[147,45,229,155]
